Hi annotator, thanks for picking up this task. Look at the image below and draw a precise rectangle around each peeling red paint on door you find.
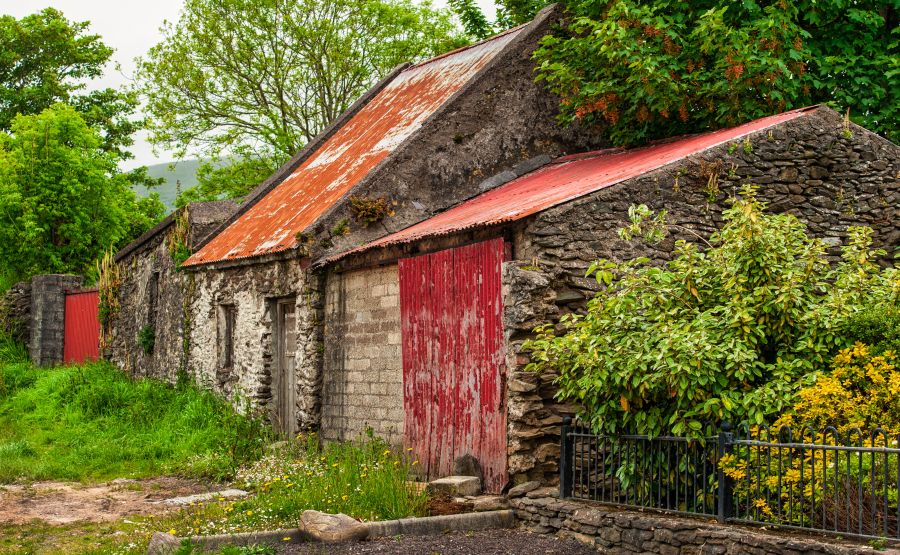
[64,289,99,364]
[399,238,507,493]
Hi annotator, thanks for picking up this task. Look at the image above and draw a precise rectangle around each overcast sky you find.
[6,0,498,169]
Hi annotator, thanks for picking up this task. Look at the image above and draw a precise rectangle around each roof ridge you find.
[408,22,532,70]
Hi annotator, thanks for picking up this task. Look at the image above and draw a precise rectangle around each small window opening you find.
[219,304,236,369]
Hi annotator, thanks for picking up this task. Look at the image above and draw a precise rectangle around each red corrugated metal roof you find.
[333,106,819,260]
[184,26,525,267]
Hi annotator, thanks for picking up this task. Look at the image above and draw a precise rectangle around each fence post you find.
[560,416,574,499]
[717,421,734,523]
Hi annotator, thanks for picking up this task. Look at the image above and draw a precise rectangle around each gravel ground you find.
[278,529,597,554]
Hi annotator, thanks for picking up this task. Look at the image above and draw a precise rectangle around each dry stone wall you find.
[321,265,404,443]
[0,281,31,344]
[512,495,893,555]
[505,108,900,485]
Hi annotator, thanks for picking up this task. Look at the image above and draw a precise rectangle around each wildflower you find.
[168,529,177,536]
[283,537,291,541]
[246,510,254,516]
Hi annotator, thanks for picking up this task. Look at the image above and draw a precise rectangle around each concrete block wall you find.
[322,264,404,443]
[29,274,83,366]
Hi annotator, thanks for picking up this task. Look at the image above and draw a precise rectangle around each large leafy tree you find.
[0,104,164,279]
[528,0,898,145]
[0,8,141,158]
[525,189,898,436]
[136,0,467,204]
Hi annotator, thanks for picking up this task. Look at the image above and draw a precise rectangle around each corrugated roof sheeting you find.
[333,107,818,260]
[184,27,525,267]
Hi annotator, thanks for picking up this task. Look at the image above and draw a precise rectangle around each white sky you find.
[5,0,498,168]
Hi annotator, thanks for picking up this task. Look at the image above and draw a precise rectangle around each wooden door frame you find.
[272,296,297,437]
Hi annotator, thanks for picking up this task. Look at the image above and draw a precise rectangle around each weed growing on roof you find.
[348,195,394,227]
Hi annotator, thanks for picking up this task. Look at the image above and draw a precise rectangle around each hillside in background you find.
[133,160,203,211]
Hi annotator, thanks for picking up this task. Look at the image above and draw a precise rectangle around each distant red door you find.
[399,238,507,493]
[64,289,100,364]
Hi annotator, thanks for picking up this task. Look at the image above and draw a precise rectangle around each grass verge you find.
[159,433,427,537]
[0,360,273,483]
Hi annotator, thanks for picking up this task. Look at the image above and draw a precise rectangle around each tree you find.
[0,8,141,158]
[531,0,899,145]
[0,104,164,279]
[136,0,467,201]
[524,188,898,437]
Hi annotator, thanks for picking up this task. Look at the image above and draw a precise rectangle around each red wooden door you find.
[399,238,507,493]
[64,289,100,364]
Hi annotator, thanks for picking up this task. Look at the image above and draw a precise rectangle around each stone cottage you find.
[315,105,899,491]
[105,200,235,381]
[178,5,602,442]
[105,7,899,494]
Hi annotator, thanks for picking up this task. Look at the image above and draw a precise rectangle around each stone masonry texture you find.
[0,280,32,344]
[502,107,900,485]
[512,495,897,555]
[322,264,404,443]
[106,201,235,383]
[29,274,83,366]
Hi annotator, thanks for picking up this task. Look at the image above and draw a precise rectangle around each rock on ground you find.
[300,510,369,542]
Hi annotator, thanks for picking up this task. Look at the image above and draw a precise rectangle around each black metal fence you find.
[560,418,900,541]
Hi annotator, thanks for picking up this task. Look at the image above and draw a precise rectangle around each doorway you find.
[272,297,297,437]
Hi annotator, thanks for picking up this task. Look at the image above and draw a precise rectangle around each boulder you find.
[507,480,542,498]
[299,510,369,542]
[146,532,179,555]
[426,476,482,497]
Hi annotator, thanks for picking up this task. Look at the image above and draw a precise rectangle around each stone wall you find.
[321,265,404,443]
[0,281,32,344]
[503,107,900,484]
[106,201,236,383]
[512,495,892,555]
[30,274,83,366]
[187,257,323,430]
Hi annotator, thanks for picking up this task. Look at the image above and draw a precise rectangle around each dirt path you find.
[0,477,216,525]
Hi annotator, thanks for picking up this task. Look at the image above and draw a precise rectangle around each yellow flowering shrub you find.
[720,344,900,534]
[775,343,900,435]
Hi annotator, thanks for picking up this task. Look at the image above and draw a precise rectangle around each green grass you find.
[158,434,427,537]
[0,360,274,483]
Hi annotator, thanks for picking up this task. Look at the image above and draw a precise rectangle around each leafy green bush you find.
[525,187,898,436]
[844,306,900,357]
[0,361,274,482]
[138,324,156,354]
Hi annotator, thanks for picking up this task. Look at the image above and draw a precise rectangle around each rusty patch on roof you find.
[328,106,819,262]
[184,26,525,267]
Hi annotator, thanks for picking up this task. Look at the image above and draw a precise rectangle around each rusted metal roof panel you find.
[184,26,525,267]
[335,107,818,259]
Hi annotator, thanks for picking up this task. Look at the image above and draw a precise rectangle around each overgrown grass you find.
[0,361,274,483]
[157,433,427,537]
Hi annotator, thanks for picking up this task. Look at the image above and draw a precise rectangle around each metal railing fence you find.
[559,418,900,542]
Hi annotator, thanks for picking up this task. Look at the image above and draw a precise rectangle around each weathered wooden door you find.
[63,289,100,364]
[272,298,297,437]
[399,238,507,493]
